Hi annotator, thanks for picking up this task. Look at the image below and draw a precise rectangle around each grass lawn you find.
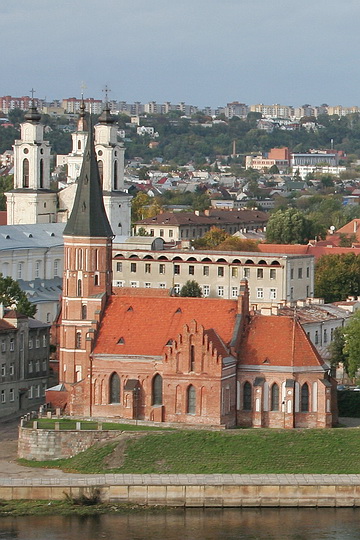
[18,427,360,475]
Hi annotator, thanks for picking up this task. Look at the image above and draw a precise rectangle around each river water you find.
[0,508,360,539]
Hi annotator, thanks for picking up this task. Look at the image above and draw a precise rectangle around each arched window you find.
[39,159,44,188]
[301,383,309,412]
[78,140,81,150]
[76,331,81,349]
[23,158,29,188]
[114,160,118,190]
[152,374,163,405]
[81,304,87,320]
[190,345,195,372]
[187,385,196,414]
[98,160,104,187]
[94,274,99,286]
[243,382,252,410]
[109,373,120,403]
[77,279,82,297]
[271,383,279,411]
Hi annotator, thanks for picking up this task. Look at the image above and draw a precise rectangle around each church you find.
[5,100,132,238]
[48,122,338,429]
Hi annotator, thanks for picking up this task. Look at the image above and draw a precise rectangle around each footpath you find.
[2,417,360,507]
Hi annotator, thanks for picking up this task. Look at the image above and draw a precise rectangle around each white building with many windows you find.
[112,240,314,307]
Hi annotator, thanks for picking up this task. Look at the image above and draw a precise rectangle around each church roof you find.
[93,295,238,357]
[239,315,325,369]
[63,122,113,238]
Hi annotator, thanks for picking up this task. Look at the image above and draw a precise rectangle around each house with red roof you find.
[49,125,337,429]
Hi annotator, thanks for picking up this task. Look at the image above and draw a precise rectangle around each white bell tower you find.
[6,99,57,225]
[94,103,131,237]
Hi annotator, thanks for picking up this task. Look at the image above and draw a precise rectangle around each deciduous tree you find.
[0,274,36,317]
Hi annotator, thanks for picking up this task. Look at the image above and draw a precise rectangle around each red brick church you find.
[48,126,337,429]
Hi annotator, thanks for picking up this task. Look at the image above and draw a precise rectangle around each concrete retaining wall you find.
[18,427,121,460]
[1,482,360,507]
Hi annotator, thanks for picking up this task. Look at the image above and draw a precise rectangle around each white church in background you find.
[5,100,132,237]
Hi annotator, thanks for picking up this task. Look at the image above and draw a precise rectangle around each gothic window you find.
[114,160,118,190]
[94,274,99,286]
[98,160,104,187]
[271,383,279,411]
[109,373,120,403]
[81,304,87,320]
[152,374,163,405]
[39,159,44,188]
[301,383,309,412]
[187,385,196,414]
[23,158,29,188]
[243,382,252,410]
[76,331,81,349]
[77,279,82,297]
[190,345,195,372]
[78,140,81,150]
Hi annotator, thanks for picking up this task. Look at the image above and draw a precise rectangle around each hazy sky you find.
[3,0,360,108]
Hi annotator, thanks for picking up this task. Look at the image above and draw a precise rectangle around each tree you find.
[0,274,36,317]
[268,164,279,174]
[179,280,202,297]
[216,236,260,252]
[343,311,360,378]
[329,327,348,375]
[265,208,314,244]
[131,192,151,222]
[314,253,360,303]
[192,226,229,249]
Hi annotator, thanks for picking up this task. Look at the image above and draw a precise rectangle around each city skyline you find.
[3,0,360,108]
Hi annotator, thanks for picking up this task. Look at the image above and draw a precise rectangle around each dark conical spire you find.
[77,98,88,132]
[64,118,113,238]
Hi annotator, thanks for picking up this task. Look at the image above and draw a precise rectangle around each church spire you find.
[64,120,113,238]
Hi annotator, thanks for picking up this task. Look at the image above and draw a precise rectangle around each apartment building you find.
[112,244,314,307]
[134,209,268,242]
[0,309,50,418]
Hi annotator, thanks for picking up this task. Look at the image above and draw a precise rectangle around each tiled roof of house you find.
[240,315,325,368]
[258,243,309,255]
[136,209,268,227]
[93,296,238,357]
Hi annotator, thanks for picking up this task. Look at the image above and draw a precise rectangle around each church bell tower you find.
[6,101,57,224]
[60,120,113,415]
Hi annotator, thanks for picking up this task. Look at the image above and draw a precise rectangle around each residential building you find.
[250,104,294,119]
[0,308,50,418]
[134,209,268,242]
[61,97,102,114]
[112,242,314,306]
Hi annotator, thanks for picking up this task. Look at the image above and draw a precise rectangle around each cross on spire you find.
[80,81,87,100]
[29,88,36,106]
[102,85,111,105]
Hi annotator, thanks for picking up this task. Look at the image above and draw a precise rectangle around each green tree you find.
[329,327,348,375]
[343,311,360,378]
[179,280,202,297]
[314,253,360,302]
[216,236,260,252]
[265,208,314,244]
[268,164,280,174]
[0,274,36,317]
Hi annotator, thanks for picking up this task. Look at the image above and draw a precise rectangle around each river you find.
[0,508,360,539]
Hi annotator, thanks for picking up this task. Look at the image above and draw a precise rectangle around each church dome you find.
[24,105,41,123]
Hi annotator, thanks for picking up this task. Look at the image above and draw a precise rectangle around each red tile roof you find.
[93,296,238,357]
[258,244,309,255]
[240,315,324,368]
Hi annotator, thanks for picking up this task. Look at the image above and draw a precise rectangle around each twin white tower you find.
[6,101,132,237]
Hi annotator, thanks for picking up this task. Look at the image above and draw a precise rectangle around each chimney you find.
[0,303,3,319]
[354,221,358,233]
[237,279,249,319]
